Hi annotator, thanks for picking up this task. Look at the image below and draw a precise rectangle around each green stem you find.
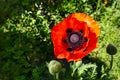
[71,61,76,77]
[109,55,113,70]
[96,0,101,10]
[55,73,59,80]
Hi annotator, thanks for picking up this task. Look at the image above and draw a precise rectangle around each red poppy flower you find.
[51,13,100,62]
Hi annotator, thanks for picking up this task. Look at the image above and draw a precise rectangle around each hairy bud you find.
[48,60,62,75]
[106,44,117,55]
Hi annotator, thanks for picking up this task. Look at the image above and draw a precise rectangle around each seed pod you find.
[106,44,117,55]
[48,60,62,75]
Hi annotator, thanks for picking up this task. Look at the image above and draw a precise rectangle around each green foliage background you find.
[0,0,120,80]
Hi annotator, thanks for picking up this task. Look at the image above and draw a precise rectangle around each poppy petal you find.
[71,13,100,37]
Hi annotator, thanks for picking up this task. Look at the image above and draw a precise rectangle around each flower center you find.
[67,31,84,48]
[70,34,79,43]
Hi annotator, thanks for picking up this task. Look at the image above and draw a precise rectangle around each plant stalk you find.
[55,73,59,80]
[109,55,113,71]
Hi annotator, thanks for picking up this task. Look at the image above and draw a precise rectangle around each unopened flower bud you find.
[106,44,117,55]
[48,60,62,75]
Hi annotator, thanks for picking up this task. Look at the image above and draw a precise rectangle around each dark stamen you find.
[80,30,83,33]
[84,37,88,42]
[66,28,73,33]
[62,39,67,43]
[67,48,73,52]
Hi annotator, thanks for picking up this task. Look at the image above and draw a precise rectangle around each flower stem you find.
[55,73,59,80]
[109,55,113,71]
